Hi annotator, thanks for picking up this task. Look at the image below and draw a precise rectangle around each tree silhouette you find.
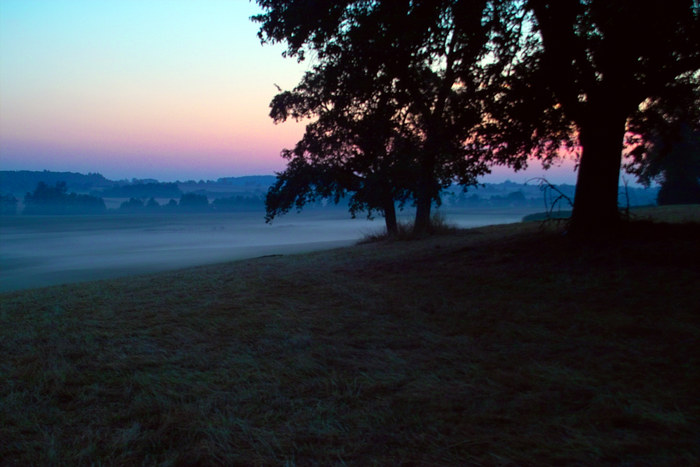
[255,0,700,234]
[0,194,18,215]
[256,0,490,235]
[145,197,161,210]
[119,197,145,211]
[265,81,420,235]
[485,0,700,231]
[178,193,210,212]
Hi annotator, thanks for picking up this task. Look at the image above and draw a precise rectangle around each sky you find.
[0,0,579,184]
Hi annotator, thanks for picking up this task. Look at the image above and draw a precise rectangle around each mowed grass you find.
[1,206,699,465]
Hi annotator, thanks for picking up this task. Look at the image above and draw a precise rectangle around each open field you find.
[1,206,699,464]
[0,207,537,292]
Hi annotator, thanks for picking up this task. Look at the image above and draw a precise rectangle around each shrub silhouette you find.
[178,193,210,212]
[24,182,105,215]
[119,198,145,211]
[0,194,18,215]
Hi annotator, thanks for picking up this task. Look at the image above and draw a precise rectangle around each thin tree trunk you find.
[413,166,434,236]
[571,106,627,234]
[414,198,431,236]
[384,198,398,236]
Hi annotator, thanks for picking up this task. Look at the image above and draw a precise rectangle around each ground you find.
[1,206,698,465]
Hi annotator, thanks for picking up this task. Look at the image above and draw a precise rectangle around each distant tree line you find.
[0,181,268,215]
[13,182,218,215]
[118,193,211,212]
[118,193,265,213]
[0,171,278,200]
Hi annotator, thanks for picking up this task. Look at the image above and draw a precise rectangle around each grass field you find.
[1,206,699,465]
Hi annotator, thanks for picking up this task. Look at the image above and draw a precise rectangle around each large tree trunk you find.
[571,106,628,234]
[383,198,398,236]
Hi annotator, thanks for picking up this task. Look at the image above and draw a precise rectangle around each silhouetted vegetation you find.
[212,195,264,212]
[177,193,210,212]
[117,194,214,213]
[257,1,490,235]
[145,197,161,210]
[0,194,18,215]
[360,211,459,242]
[23,182,106,215]
[119,197,146,212]
[263,111,417,236]
[255,0,699,235]
[626,75,700,205]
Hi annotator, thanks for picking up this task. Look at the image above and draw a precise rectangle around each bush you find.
[0,193,18,215]
[23,182,106,215]
[119,198,145,211]
[360,211,458,243]
[178,193,210,211]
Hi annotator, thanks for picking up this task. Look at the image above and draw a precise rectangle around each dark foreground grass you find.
[1,207,699,465]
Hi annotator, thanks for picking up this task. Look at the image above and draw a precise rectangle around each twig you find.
[526,177,574,220]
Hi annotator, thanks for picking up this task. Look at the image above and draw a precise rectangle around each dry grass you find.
[628,203,700,223]
[1,206,699,465]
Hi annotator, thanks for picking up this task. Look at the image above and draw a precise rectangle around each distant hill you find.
[0,171,275,198]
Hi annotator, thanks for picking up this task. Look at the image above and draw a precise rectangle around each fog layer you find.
[0,208,535,292]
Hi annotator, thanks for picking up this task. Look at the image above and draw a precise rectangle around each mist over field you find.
[0,170,664,292]
[0,208,537,292]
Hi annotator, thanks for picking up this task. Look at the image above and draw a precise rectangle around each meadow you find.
[1,205,698,465]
